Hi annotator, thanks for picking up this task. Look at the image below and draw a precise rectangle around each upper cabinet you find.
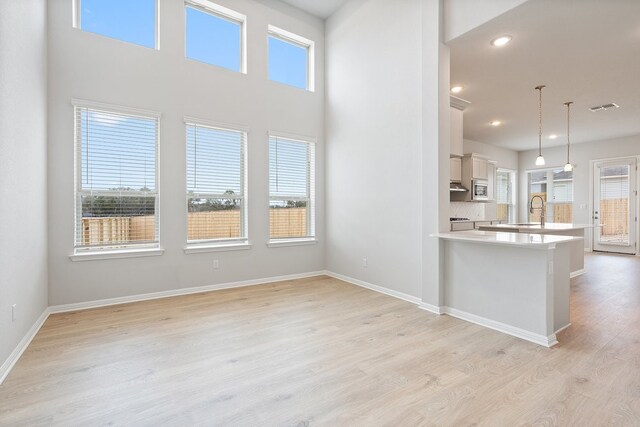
[471,156,489,180]
[450,107,464,157]
[450,96,470,158]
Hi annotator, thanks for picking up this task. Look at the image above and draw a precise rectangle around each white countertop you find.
[479,223,592,231]
[433,230,583,248]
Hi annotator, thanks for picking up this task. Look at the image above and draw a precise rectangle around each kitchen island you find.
[477,223,590,277]
[433,230,583,347]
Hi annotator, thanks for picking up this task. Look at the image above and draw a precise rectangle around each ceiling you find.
[449,0,640,152]
[277,0,348,19]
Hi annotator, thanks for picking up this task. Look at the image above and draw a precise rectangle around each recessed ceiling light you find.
[549,134,558,139]
[491,35,512,47]
[490,120,502,126]
[451,85,464,94]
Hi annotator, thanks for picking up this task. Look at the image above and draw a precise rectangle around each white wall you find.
[463,138,518,170]
[325,0,447,303]
[47,0,325,305]
[0,0,49,367]
[518,134,640,249]
[444,0,528,42]
[325,0,423,298]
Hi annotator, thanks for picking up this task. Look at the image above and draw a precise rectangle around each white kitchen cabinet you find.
[450,106,464,157]
[473,221,492,230]
[451,222,474,231]
[450,157,462,182]
[471,157,489,180]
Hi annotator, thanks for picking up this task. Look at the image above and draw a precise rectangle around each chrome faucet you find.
[530,195,545,227]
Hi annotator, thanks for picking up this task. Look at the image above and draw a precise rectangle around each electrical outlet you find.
[12,304,16,322]
[362,258,368,268]
[213,259,219,270]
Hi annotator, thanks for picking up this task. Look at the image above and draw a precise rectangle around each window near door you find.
[74,104,160,253]
[186,122,247,246]
[268,26,314,91]
[185,1,246,73]
[527,168,573,223]
[74,0,158,49]
[496,169,516,223]
[268,134,315,241]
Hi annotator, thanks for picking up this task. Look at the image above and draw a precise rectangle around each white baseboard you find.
[49,271,326,314]
[441,306,558,347]
[570,269,585,278]
[323,271,422,306]
[418,302,443,315]
[0,308,51,384]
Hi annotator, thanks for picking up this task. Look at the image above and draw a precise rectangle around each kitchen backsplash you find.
[450,202,486,220]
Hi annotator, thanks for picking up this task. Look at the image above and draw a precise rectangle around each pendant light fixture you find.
[564,101,574,172]
[535,85,546,166]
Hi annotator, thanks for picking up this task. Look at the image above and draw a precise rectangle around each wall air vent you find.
[590,103,619,112]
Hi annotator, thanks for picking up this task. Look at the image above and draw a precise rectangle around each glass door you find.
[593,158,637,254]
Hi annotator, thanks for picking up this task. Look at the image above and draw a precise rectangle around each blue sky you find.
[80,1,308,88]
[81,0,156,48]
[269,138,309,198]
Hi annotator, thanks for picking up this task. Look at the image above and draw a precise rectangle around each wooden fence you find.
[81,208,308,245]
[600,199,628,237]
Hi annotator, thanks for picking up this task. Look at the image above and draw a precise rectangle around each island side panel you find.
[443,240,552,339]
[552,242,571,333]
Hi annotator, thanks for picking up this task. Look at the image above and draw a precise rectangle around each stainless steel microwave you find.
[472,179,489,201]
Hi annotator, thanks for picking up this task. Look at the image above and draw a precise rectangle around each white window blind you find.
[74,106,159,252]
[269,135,315,239]
[186,123,247,244]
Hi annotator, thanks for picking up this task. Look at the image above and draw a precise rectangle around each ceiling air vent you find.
[590,103,619,112]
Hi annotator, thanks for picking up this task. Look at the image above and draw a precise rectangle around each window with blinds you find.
[496,169,516,223]
[74,105,159,252]
[269,135,315,240]
[186,122,247,244]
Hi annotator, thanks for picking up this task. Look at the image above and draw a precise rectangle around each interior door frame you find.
[589,155,639,255]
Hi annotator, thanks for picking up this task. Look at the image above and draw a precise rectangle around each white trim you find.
[70,248,165,262]
[418,302,443,315]
[186,0,246,23]
[441,306,558,347]
[267,238,318,248]
[0,308,50,384]
[183,116,249,132]
[184,243,252,253]
[268,130,317,144]
[570,269,585,278]
[71,99,162,119]
[324,271,422,306]
[48,271,325,314]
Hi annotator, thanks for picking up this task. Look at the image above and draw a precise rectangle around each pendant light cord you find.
[565,101,573,163]
[535,85,545,157]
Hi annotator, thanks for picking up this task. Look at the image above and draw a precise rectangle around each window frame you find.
[73,0,160,50]
[496,168,517,223]
[526,166,574,224]
[268,132,316,246]
[184,0,247,74]
[184,118,249,251]
[267,25,315,92]
[72,99,162,257]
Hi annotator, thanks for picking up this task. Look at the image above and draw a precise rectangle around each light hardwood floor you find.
[1,253,639,426]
